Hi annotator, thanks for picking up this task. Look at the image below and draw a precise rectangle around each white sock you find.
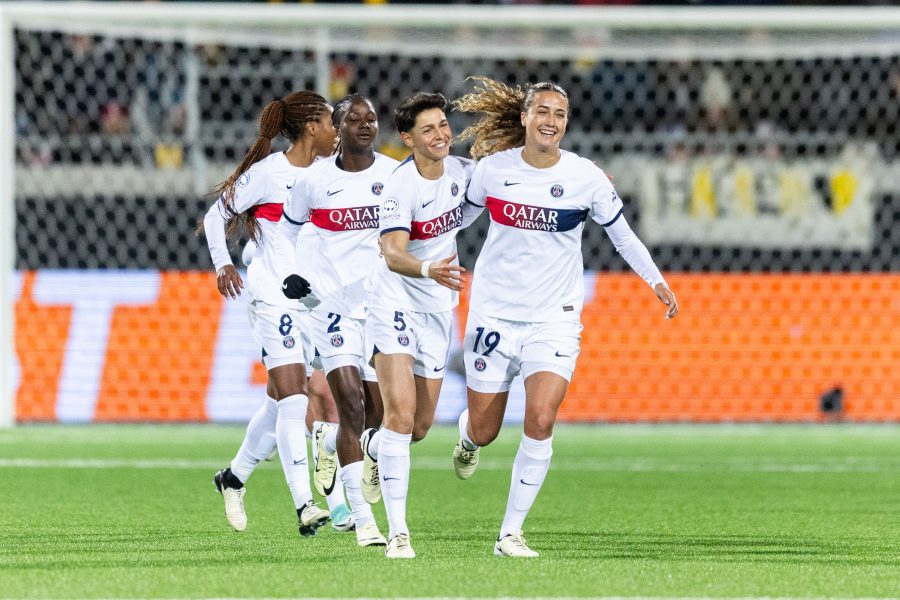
[499,434,553,539]
[366,428,381,460]
[339,461,374,528]
[230,396,278,483]
[324,426,338,454]
[275,394,313,510]
[378,428,411,540]
[458,409,478,450]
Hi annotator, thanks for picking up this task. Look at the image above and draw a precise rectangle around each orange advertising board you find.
[13,271,899,422]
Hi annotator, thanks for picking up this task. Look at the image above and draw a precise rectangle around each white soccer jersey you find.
[373,155,477,313]
[282,153,399,319]
[466,147,663,322]
[205,151,309,307]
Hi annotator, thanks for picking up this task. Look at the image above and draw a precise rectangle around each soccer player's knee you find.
[308,377,330,402]
[411,421,432,443]
[470,423,500,447]
[530,413,555,439]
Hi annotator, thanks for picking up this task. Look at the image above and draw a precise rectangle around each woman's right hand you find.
[216,265,244,299]
[427,252,466,291]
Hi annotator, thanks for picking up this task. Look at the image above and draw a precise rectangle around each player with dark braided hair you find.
[202,90,343,537]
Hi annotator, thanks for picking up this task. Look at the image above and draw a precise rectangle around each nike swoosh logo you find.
[293,459,307,465]
[286,184,293,190]
[554,351,571,358]
[422,199,435,208]
[383,476,400,481]
[326,189,343,196]
[433,365,446,372]
[519,479,539,486]
[504,181,520,186]
[323,478,336,496]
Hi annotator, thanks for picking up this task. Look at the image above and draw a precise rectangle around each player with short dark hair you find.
[278,94,398,548]
[359,91,480,558]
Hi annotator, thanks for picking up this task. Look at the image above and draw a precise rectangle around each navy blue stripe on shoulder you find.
[283,213,305,226]
[599,208,624,228]
[381,226,411,236]
[392,155,415,175]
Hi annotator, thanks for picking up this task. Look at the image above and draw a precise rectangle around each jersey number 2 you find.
[327,313,342,333]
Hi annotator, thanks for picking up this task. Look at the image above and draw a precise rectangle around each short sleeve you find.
[283,170,313,225]
[589,170,625,227]
[379,171,413,235]
[464,159,487,208]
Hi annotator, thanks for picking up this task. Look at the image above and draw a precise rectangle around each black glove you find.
[282,274,311,300]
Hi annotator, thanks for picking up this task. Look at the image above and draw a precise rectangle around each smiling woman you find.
[450,76,679,558]
[276,93,400,549]
[360,91,480,558]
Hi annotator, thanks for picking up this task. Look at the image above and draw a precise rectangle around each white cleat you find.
[297,500,330,537]
[385,533,416,559]
[452,439,480,480]
[213,469,247,532]
[494,532,539,558]
[313,423,338,497]
[359,428,381,504]
[355,521,387,547]
[330,503,355,532]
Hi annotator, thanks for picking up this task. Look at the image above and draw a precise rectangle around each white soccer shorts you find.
[463,310,583,393]
[366,305,452,380]
[308,309,377,381]
[248,300,309,370]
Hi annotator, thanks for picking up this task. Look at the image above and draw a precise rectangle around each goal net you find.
[3,4,899,425]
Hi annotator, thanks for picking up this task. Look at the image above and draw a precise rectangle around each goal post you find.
[2,2,899,426]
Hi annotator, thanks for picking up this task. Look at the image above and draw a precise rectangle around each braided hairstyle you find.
[215,90,328,243]
[453,77,568,159]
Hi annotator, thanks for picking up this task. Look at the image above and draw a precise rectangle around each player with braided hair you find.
[451,77,679,557]
[202,91,340,537]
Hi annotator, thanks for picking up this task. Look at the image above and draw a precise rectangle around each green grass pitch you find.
[1,424,898,598]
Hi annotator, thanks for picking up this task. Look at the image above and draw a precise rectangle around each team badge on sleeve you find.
[331,334,345,348]
[451,182,459,196]
[238,173,250,188]
[371,182,384,195]
[474,357,486,372]
[550,184,564,197]
[397,333,410,347]
[383,198,399,213]
[283,336,295,349]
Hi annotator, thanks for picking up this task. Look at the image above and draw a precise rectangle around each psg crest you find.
[451,182,459,196]
[397,333,410,347]
[550,184,564,198]
[371,182,384,195]
[282,336,295,349]
[474,357,486,372]
[330,334,345,348]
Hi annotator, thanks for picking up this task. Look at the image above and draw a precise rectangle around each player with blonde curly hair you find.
[452,77,679,557]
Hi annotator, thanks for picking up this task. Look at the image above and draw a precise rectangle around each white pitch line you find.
[0,457,896,473]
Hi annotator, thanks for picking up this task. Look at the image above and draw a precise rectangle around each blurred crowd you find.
[15,27,900,166]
